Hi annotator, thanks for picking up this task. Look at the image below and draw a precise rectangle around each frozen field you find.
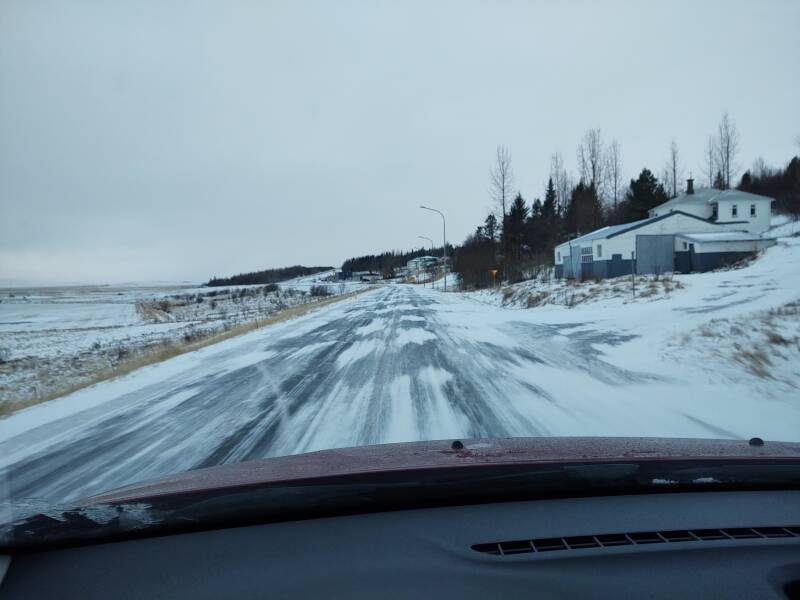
[0,276,364,411]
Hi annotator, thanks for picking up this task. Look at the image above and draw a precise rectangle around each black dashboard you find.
[2,490,800,598]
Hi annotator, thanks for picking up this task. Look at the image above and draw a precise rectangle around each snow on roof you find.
[677,231,770,243]
[556,217,651,248]
[652,188,773,212]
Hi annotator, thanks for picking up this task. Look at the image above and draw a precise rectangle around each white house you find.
[554,180,775,279]
[648,181,772,233]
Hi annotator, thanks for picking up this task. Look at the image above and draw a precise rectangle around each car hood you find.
[4,436,800,551]
[88,436,800,504]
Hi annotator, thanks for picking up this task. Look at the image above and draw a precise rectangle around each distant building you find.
[554,181,776,279]
[407,256,439,271]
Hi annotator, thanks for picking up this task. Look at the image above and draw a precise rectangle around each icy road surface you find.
[1,282,799,506]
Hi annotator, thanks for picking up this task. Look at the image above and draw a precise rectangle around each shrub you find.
[310,285,332,297]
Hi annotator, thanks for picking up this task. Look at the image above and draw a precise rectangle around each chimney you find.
[686,177,694,195]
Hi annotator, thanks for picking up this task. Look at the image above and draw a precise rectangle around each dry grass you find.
[0,288,373,419]
[733,346,773,378]
[526,292,548,308]
[766,331,791,345]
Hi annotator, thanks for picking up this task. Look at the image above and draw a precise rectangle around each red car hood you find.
[88,436,800,505]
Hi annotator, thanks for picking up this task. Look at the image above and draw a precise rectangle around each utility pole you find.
[420,205,447,291]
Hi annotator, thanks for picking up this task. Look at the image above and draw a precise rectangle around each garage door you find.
[635,234,674,275]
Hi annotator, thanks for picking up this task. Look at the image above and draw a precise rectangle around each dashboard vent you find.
[472,526,800,556]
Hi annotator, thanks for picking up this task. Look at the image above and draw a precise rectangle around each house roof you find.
[651,188,773,214]
[556,218,651,248]
[555,209,750,250]
[676,231,769,243]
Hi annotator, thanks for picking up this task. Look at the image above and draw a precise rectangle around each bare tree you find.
[715,111,740,189]
[751,156,770,178]
[702,135,717,188]
[550,152,571,215]
[663,139,683,198]
[490,145,514,218]
[577,128,603,192]
[604,139,623,207]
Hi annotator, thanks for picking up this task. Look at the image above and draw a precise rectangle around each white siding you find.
[554,208,770,267]
[676,238,775,254]
[715,198,771,233]
[554,242,571,265]
[602,213,744,258]
[595,234,635,259]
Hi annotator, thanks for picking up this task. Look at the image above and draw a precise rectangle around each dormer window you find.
[711,203,718,220]
[731,204,738,217]
[750,204,756,216]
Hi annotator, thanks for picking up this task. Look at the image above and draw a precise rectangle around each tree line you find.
[206,265,334,287]
[454,113,800,289]
[342,247,449,279]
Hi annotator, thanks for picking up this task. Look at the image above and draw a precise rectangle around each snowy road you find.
[1,283,798,507]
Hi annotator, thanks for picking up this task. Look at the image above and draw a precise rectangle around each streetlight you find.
[419,205,447,291]
[417,236,434,288]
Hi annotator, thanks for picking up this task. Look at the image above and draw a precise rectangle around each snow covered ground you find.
[0,234,799,514]
[0,222,798,516]
[0,278,365,412]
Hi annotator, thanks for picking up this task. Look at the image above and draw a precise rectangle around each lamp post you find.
[417,236,434,287]
[419,205,447,291]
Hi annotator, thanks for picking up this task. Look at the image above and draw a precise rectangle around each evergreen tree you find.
[530,198,543,219]
[565,182,603,235]
[506,193,529,256]
[738,170,753,191]
[542,178,557,222]
[624,168,669,221]
[482,213,498,242]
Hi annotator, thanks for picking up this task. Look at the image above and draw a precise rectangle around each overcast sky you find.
[1,0,798,285]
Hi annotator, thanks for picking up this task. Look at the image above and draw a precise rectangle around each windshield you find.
[1,0,799,545]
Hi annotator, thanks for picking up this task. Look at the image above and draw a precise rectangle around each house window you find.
[711,203,718,220]
[682,242,688,250]
[557,251,561,262]
[731,204,738,217]
[750,204,756,217]
[596,244,602,258]
[580,246,593,263]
